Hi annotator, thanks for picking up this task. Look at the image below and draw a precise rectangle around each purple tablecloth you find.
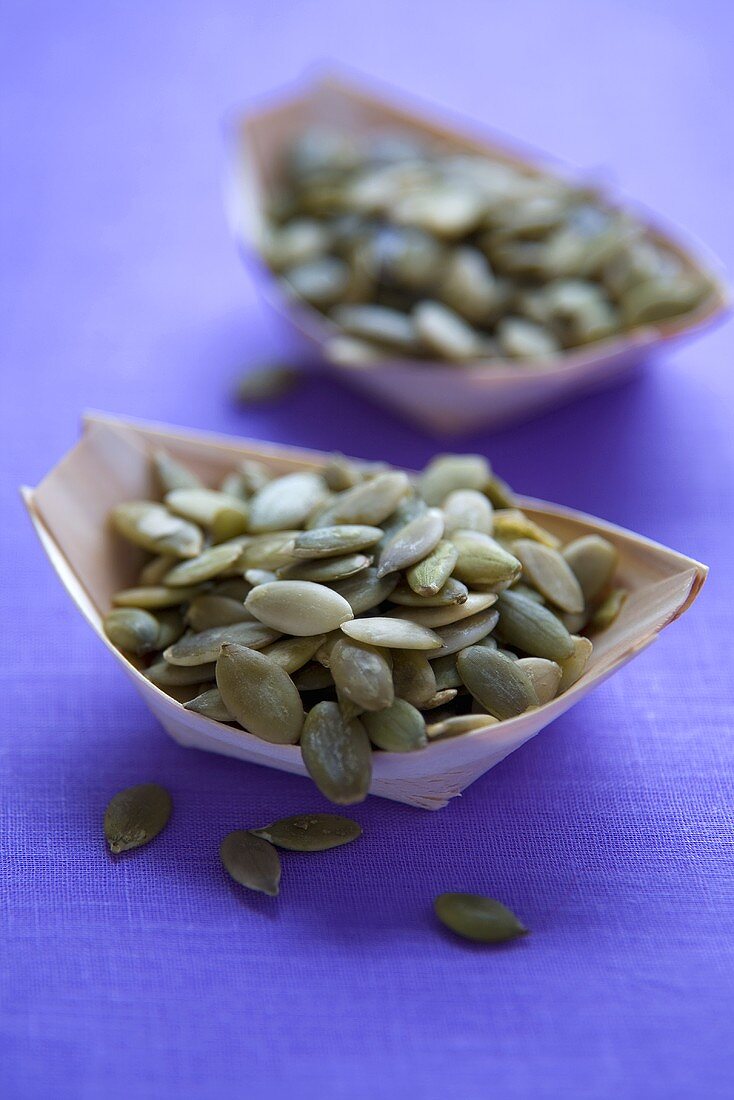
[3,2,733,1096]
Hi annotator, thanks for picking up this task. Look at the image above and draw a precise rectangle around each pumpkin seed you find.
[329,567,399,614]
[261,634,327,674]
[235,364,300,404]
[321,455,363,492]
[293,663,335,692]
[249,472,327,533]
[245,568,277,586]
[485,474,515,509]
[111,502,203,558]
[251,813,362,851]
[492,509,560,549]
[239,532,301,570]
[392,650,438,707]
[104,783,172,854]
[363,698,427,752]
[457,646,538,719]
[145,659,217,687]
[331,304,418,352]
[330,637,394,712]
[431,654,463,690]
[291,524,383,559]
[426,714,499,740]
[413,300,482,361]
[186,595,252,632]
[442,490,493,535]
[246,580,354,635]
[103,608,160,656]
[278,552,372,582]
[165,489,249,530]
[216,644,304,744]
[406,540,458,596]
[153,450,202,494]
[516,657,562,705]
[154,609,186,650]
[439,246,500,323]
[558,635,593,691]
[592,588,627,630]
[311,471,411,527]
[434,893,528,943]
[429,608,500,659]
[164,621,280,665]
[497,316,559,360]
[139,554,177,585]
[184,687,232,722]
[562,535,619,603]
[418,688,458,710]
[452,531,521,587]
[210,506,250,543]
[301,702,372,804]
[220,830,281,896]
[513,539,584,613]
[376,508,444,578]
[341,617,443,651]
[113,585,203,609]
[496,590,575,660]
[390,577,468,607]
[420,455,491,506]
[163,543,242,587]
[389,592,497,628]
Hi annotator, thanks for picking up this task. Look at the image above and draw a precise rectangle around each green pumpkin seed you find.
[452,531,521,587]
[291,524,383,559]
[210,506,250,543]
[245,568,277,586]
[513,539,584,614]
[434,893,528,943]
[376,508,444,579]
[219,471,250,499]
[216,644,304,744]
[485,474,515,509]
[186,595,252,632]
[251,813,362,851]
[238,532,303,570]
[431,653,463,690]
[278,552,372,582]
[220,830,281,896]
[562,534,618,603]
[389,592,497,628]
[156,681,207,704]
[516,657,562,705]
[113,585,203,609]
[145,659,217,687]
[414,300,482,361]
[235,364,300,404]
[139,554,177,585]
[362,698,427,752]
[428,608,500,659]
[558,635,593,691]
[184,687,232,722]
[301,701,372,804]
[426,713,499,740]
[153,449,203,493]
[164,621,280,666]
[293,663,335,692]
[154,609,187,650]
[592,588,627,631]
[249,472,327,533]
[261,634,327,674]
[212,577,252,601]
[246,581,354,635]
[330,637,394,712]
[329,567,399,614]
[457,646,538,719]
[441,490,493,535]
[111,502,203,558]
[103,608,160,656]
[104,783,172,854]
[406,540,458,596]
[420,455,491,506]
[331,304,418,352]
[418,688,458,710]
[492,509,560,549]
[163,543,243,588]
[390,577,468,607]
[341,617,442,651]
[165,488,249,530]
[310,471,410,527]
[392,650,438,707]
[496,589,575,660]
[321,455,363,492]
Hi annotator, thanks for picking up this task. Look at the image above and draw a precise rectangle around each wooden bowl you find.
[225,72,728,436]
[22,413,707,808]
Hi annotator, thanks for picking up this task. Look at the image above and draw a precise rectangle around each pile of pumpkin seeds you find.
[104,447,625,804]
[261,127,713,364]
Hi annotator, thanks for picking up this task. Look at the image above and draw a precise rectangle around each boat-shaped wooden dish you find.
[22,413,707,808]
[225,73,728,435]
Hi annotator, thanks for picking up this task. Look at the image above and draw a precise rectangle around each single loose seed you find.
[376,508,444,578]
[278,552,372,582]
[389,592,497,628]
[362,698,427,752]
[260,634,327,674]
[341,617,443,651]
[165,489,249,530]
[251,813,362,851]
[420,455,491,506]
[220,830,281,896]
[591,588,628,631]
[153,450,203,493]
[216,644,304,744]
[301,701,372,804]
[291,524,383,559]
[104,783,172,854]
[457,646,538,719]
[184,687,232,722]
[164,621,280,666]
[562,534,619,603]
[426,714,499,740]
[406,540,458,596]
[185,595,252,632]
[330,637,394,712]
[235,364,300,404]
[496,590,575,660]
[112,585,203,609]
[390,577,468,607]
[451,531,521,587]
[249,472,327,533]
[103,608,160,656]
[492,509,560,549]
[428,608,500,659]
[311,471,411,527]
[434,893,528,943]
[392,650,438,707]
[145,660,217,687]
[558,635,593,692]
[111,502,203,558]
[163,543,242,587]
[516,657,562,705]
[512,539,584,613]
[442,490,494,535]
